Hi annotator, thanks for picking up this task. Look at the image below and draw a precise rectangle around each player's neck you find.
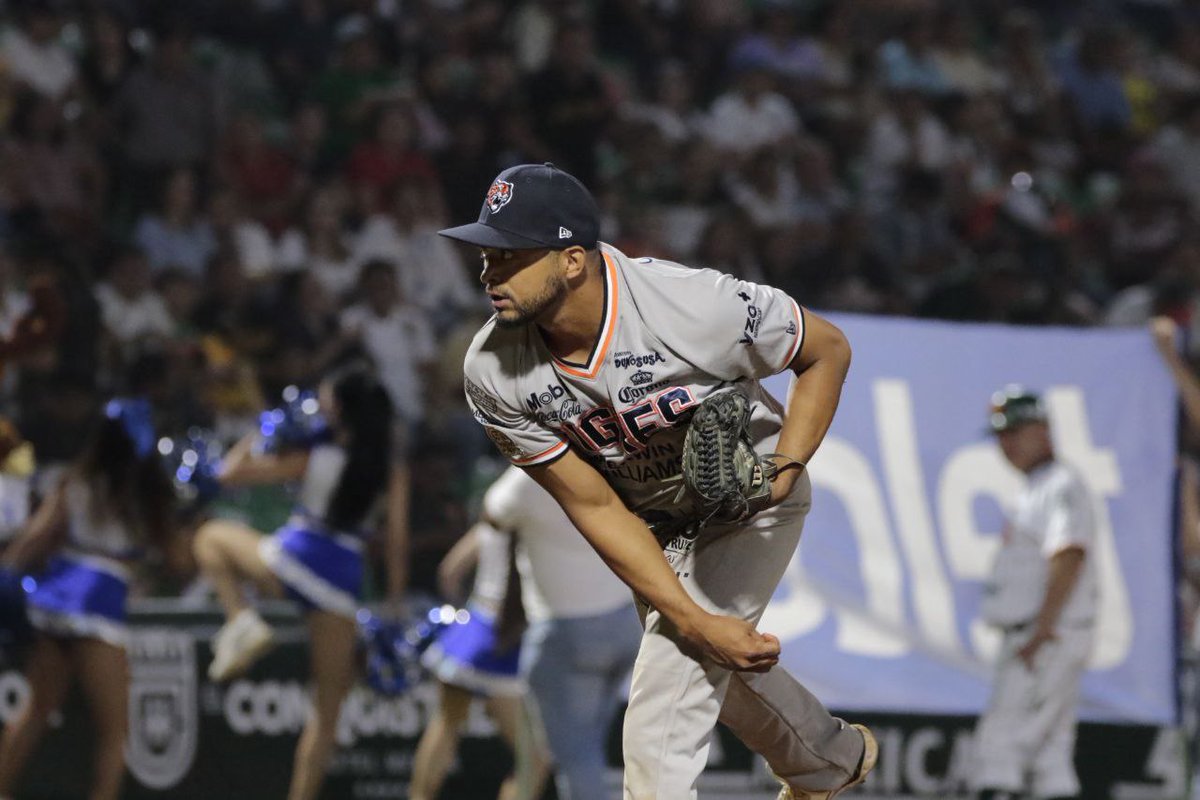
[537,258,606,363]
[1021,451,1055,475]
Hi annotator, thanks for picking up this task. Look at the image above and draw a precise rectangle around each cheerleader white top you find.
[26,477,141,646]
[63,478,142,559]
[294,444,348,525]
[259,443,369,620]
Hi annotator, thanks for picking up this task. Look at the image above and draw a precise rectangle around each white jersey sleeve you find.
[622,259,805,381]
[481,465,526,530]
[463,321,570,467]
[1040,467,1096,557]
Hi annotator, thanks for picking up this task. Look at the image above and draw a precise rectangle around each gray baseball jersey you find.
[463,242,805,528]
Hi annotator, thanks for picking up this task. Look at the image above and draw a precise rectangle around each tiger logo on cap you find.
[485,179,514,214]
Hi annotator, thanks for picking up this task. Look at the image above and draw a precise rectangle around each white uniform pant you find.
[623,479,864,799]
[972,625,1093,798]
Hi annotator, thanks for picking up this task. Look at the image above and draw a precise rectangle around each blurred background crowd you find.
[0,0,1195,601]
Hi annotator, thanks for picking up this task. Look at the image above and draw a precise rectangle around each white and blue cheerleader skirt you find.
[25,551,131,647]
[259,515,363,620]
[421,604,524,697]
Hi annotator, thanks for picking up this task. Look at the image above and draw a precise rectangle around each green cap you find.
[988,385,1047,433]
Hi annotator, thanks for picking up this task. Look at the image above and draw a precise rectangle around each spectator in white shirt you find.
[862,87,952,212]
[352,178,482,332]
[704,53,801,157]
[133,168,217,277]
[207,187,276,282]
[726,146,801,233]
[275,184,358,301]
[94,245,173,357]
[0,0,77,100]
[339,259,435,437]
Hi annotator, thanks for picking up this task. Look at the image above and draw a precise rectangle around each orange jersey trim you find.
[512,439,568,466]
[550,252,619,380]
[777,300,805,373]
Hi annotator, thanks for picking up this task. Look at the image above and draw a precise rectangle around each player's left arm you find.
[1018,545,1086,668]
[1018,475,1093,667]
[768,309,852,503]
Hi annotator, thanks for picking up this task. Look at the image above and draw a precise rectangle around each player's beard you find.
[495,273,568,328]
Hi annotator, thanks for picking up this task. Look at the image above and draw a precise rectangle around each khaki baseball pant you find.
[623,476,865,799]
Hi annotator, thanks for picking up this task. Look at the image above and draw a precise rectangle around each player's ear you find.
[558,246,589,279]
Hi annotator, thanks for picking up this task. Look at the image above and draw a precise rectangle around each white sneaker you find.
[208,608,275,682]
[778,724,878,800]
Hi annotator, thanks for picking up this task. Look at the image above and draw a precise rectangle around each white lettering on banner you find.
[903,728,944,795]
[764,378,1133,669]
[876,726,902,791]
[761,438,909,657]
[937,445,1015,582]
[856,725,974,796]
[1047,388,1131,669]
[876,380,961,656]
[225,680,310,736]
[222,680,499,746]
[937,444,1017,662]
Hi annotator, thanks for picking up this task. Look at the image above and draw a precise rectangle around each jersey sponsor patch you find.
[613,350,666,369]
[465,377,500,415]
[486,427,524,460]
[524,382,573,412]
[739,304,763,345]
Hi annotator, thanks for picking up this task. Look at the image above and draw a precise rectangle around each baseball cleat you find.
[208,607,276,681]
[777,724,878,800]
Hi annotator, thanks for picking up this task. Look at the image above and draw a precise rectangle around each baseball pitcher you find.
[441,163,876,799]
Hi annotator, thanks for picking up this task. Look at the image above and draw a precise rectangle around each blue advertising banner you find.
[761,314,1178,725]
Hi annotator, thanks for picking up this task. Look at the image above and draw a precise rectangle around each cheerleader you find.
[192,367,394,800]
[0,398,177,800]
[410,516,548,800]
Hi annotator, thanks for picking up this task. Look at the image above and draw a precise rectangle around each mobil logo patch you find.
[525,383,571,412]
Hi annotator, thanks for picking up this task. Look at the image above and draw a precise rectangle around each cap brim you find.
[437,222,548,249]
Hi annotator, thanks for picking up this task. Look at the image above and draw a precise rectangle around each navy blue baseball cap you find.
[438,163,600,250]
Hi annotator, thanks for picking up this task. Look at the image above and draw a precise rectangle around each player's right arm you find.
[463,326,777,671]
[526,448,780,673]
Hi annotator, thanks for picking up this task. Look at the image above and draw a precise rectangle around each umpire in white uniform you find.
[973,386,1098,800]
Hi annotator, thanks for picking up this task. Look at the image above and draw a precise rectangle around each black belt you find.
[1000,619,1093,634]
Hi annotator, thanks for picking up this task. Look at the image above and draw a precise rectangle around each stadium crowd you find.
[0,0,1195,600]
